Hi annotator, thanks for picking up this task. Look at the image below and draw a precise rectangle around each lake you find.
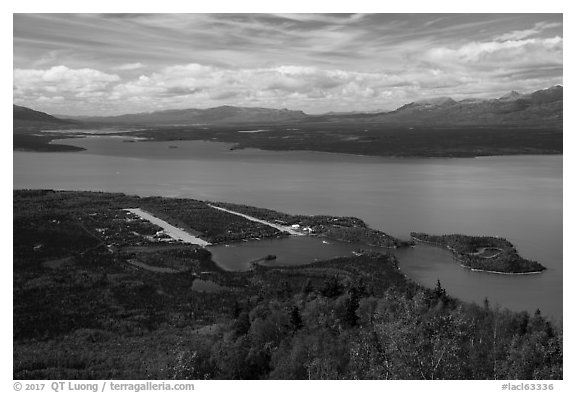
[207,236,378,271]
[13,136,563,320]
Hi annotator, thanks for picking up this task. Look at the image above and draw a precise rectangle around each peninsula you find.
[410,232,546,274]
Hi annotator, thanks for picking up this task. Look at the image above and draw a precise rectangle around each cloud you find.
[160,87,204,97]
[12,14,563,115]
[114,62,145,71]
[12,58,562,116]
[114,64,419,100]
[13,66,122,114]
[423,36,562,68]
[101,63,484,113]
[493,21,562,42]
[211,91,241,100]
[268,13,367,25]
[14,66,120,98]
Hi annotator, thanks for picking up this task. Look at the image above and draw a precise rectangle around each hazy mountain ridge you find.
[498,91,523,102]
[62,105,308,125]
[15,86,562,128]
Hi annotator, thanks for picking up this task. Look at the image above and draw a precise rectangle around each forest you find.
[13,190,561,379]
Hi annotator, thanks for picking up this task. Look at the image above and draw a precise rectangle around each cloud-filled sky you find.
[13,13,563,115]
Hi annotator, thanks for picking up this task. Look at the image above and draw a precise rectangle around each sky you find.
[13,13,563,116]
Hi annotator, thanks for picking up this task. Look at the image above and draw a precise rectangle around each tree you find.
[434,279,447,301]
[321,276,344,298]
[233,311,251,337]
[290,306,304,332]
[344,292,360,327]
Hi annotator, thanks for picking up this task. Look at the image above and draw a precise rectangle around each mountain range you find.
[374,85,563,126]
[15,86,562,128]
[60,106,308,126]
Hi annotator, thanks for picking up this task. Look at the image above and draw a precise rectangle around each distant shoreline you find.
[14,122,562,158]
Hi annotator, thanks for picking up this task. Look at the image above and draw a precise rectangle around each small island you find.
[410,232,546,274]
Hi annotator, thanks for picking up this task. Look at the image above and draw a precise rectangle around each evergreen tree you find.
[434,279,447,301]
[344,291,360,327]
[290,306,304,332]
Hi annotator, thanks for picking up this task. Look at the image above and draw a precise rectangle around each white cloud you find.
[12,56,562,116]
[268,13,367,24]
[114,62,145,71]
[12,14,563,115]
[423,37,562,68]
[14,66,120,97]
[110,64,423,105]
[494,22,562,42]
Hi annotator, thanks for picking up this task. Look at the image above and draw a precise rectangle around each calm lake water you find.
[207,236,374,271]
[13,136,563,320]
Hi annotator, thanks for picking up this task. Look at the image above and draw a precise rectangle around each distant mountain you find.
[498,91,523,101]
[29,86,562,128]
[365,86,562,127]
[392,96,457,113]
[66,105,308,125]
[320,109,388,116]
[412,96,457,107]
[302,86,561,127]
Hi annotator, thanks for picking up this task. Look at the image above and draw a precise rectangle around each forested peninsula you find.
[410,232,546,274]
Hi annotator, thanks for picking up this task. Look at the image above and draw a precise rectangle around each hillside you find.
[65,105,308,125]
[13,104,67,124]
[13,105,83,152]
[13,104,74,134]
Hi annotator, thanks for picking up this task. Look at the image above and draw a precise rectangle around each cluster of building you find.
[289,223,315,233]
